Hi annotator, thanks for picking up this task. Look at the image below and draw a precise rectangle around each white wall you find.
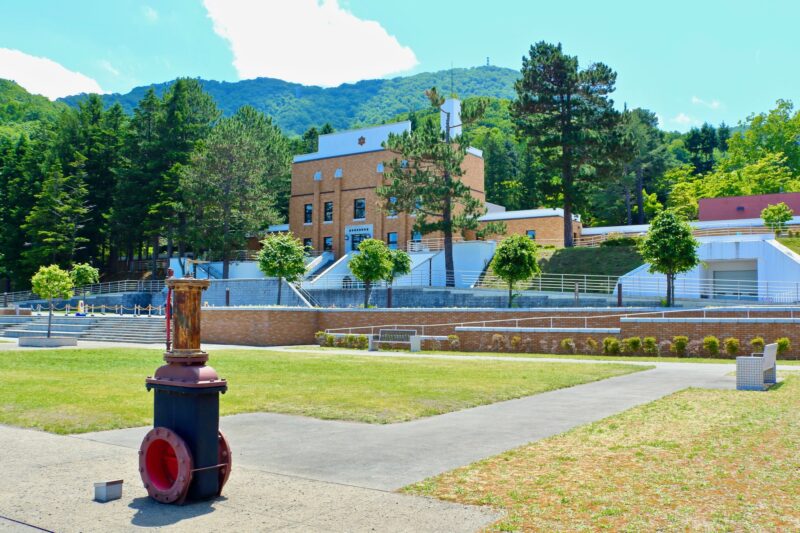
[617,235,800,302]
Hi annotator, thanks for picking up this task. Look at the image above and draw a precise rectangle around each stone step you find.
[3,329,83,338]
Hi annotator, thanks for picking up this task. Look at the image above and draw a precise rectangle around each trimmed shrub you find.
[344,334,357,348]
[687,340,703,357]
[510,336,522,352]
[702,335,720,357]
[335,336,347,348]
[671,336,689,357]
[585,337,599,354]
[603,337,621,355]
[447,334,460,351]
[325,334,335,347]
[750,336,765,353]
[621,337,642,355]
[776,337,791,355]
[355,335,369,350]
[724,337,740,357]
[600,236,639,247]
[315,331,327,347]
[642,337,658,356]
[560,338,576,354]
[491,334,508,352]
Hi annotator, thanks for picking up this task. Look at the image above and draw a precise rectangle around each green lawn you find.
[406,375,800,531]
[0,348,645,434]
[778,236,800,255]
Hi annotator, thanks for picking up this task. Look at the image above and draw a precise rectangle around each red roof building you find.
[698,192,800,221]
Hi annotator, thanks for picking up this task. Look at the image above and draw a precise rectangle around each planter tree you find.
[384,249,412,309]
[256,233,307,306]
[31,265,74,338]
[638,210,700,307]
[490,234,541,308]
[379,88,491,287]
[761,202,793,234]
[70,263,99,301]
[349,239,392,308]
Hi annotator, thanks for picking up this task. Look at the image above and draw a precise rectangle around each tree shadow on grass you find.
[129,496,226,527]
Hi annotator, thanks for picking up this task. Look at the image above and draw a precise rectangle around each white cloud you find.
[671,112,699,126]
[142,5,159,23]
[691,96,722,110]
[203,0,418,86]
[98,59,120,77]
[0,48,103,99]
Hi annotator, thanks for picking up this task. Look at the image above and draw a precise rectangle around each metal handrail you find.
[1,280,166,305]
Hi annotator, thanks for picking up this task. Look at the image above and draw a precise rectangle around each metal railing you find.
[2,280,166,306]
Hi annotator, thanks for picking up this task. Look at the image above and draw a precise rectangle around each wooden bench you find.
[736,342,778,391]
[369,329,420,352]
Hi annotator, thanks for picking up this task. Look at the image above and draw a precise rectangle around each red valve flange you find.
[139,427,193,504]
[217,430,232,495]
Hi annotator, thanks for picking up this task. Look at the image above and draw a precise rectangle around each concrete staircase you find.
[0,315,166,344]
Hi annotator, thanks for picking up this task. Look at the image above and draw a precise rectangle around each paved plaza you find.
[0,342,741,531]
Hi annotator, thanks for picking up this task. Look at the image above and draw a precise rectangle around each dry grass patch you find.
[405,376,800,531]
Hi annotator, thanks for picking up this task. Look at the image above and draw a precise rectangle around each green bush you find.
[600,236,639,247]
[776,337,791,355]
[447,334,460,351]
[335,336,347,348]
[724,337,740,357]
[642,337,658,355]
[621,337,641,355]
[750,336,765,353]
[702,335,720,357]
[585,337,599,354]
[603,337,621,355]
[560,338,576,354]
[671,336,689,357]
[355,335,369,350]
[344,334,358,348]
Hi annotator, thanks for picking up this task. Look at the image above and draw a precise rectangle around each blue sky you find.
[0,0,798,131]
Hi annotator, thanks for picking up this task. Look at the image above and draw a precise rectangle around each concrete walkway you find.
[0,342,740,531]
[77,358,735,490]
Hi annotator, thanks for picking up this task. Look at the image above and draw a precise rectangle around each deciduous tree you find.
[256,233,307,306]
[638,210,699,307]
[490,234,541,308]
[761,202,794,233]
[349,238,392,308]
[31,264,73,338]
[384,249,411,308]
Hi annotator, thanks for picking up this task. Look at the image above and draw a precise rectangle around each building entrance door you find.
[351,233,368,251]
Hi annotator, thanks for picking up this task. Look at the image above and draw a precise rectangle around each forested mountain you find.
[0,79,66,138]
[58,66,519,136]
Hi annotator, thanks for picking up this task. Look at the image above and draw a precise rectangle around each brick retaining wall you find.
[200,306,800,358]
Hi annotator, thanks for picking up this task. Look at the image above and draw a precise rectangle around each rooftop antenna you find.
[450,61,454,97]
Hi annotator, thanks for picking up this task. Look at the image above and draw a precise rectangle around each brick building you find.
[478,208,583,246]
[699,192,800,221]
[289,101,485,259]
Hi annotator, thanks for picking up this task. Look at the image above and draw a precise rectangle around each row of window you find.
[303,232,401,252]
[304,198,385,224]
[311,162,406,181]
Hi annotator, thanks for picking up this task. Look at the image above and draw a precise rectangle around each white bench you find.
[736,343,778,391]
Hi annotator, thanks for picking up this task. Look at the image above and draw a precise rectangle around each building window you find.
[313,171,322,181]
[303,238,313,251]
[388,197,397,217]
[526,230,536,240]
[324,201,333,222]
[334,168,343,178]
[387,232,398,250]
[304,204,313,224]
[376,163,384,173]
[412,231,422,242]
[323,236,333,251]
[354,198,366,220]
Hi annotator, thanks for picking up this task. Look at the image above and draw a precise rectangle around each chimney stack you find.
[440,98,461,139]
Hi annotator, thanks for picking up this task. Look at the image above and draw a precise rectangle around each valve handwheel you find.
[139,427,193,504]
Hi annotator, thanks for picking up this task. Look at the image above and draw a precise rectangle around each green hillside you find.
[0,79,66,138]
[538,246,644,277]
[58,65,519,136]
